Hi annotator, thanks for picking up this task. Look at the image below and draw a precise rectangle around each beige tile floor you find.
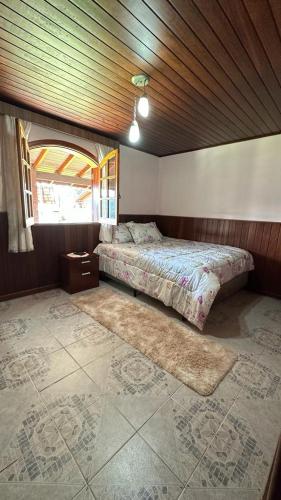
[0,281,280,499]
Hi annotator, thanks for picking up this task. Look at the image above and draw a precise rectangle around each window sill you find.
[34,222,99,226]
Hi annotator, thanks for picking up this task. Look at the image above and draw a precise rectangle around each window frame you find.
[29,140,101,225]
[93,148,119,225]
[16,119,34,228]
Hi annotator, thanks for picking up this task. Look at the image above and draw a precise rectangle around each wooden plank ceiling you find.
[1,0,281,156]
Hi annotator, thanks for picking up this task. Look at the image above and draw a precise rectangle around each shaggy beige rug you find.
[73,288,237,396]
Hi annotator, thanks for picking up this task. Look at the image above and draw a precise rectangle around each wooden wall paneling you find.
[1,213,281,300]
[194,217,201,241]
[274,225,281,294]
[253,222,269,292]
[0,214,101,300]
[264,223,281,296]
[0,213,38,296]
[1,0,281,155]
[32,224,65,288]
[217,219,225,245]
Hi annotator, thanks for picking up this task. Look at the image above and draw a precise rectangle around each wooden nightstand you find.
[60,253,99,294]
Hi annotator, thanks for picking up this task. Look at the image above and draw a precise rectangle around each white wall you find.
[29,123,99,158]
[30,124,281,222]
[119,145,159,214]
[158,134,281,222]
[29,124,159,215]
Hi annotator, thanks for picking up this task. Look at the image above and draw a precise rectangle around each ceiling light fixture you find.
[128,98,140,143]
[138,93,149,118]
[128,74,150,143]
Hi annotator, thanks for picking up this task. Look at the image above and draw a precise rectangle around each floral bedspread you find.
[94,237,254,330]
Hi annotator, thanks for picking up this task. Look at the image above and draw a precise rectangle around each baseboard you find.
[0,283,60,302]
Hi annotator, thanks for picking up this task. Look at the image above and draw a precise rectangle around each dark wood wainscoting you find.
[119,214,156,224]
[0,213,100,300]
[120,214,281,299]
[1,213,280,301]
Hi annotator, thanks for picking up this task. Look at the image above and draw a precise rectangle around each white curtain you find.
[0,114,34,252]
[95,143,112,163]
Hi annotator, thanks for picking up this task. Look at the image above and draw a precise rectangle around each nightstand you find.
[60,253,99,294]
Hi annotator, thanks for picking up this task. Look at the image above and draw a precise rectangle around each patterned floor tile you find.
[0,483,84,500]
[204,316,264,357]
[173,352,256,407]
[0,290,69,321]
[26,348,79,391]
[66,328,123,367]
[46,312,105,347]
[238,352,281,401]
[0,398,85,485]
[56,396,135,482]
[85,343,181,429]
[248,325,281,356]
[90,434,183,499]
[12,319,61,354]
[211,335,265,356]
[0,381,40,472]
[0,318,30,346]
[41,369,102,420]
[0,286,280,499]
[188,399,281,491]
[33,288,69,302]
[74,485,95,500]
[0,347,36,392]
[0,321,62,396]
[237,296,281,332]
[139,398,229,482]
[47,301,82,321]
[179,487,261,499]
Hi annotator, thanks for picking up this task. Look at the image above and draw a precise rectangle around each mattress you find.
[95,237,254,330]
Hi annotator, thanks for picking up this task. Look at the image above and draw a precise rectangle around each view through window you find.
[29,143,97,223]
[36,182,92,223]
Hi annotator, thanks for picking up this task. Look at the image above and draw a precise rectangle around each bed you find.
[94,237,254,330]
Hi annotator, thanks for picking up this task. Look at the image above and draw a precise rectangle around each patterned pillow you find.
[112,223,133,243]
[126,222,163,244]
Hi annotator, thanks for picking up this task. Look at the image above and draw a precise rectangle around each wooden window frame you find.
[16,119,34,228]
[92,148,119,225]
[29,140,100,225]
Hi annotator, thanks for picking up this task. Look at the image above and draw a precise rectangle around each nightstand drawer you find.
[60,253,99,294]
[69,269,98,292]
[71,258,98,274]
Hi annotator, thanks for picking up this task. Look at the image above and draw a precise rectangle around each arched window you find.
[17,124,119,226]
[29,140,98,224]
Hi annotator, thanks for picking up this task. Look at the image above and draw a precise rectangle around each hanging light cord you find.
[133,97,137,120]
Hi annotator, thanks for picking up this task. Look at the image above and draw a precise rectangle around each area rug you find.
[73,288,237,396]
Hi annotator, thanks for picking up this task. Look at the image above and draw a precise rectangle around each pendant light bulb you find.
[129,119,140,143]
[129,98,140,143]
[138,94,149,118]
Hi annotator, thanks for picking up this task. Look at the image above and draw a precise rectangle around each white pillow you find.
[112,223,133,243]
[99,224,112,243]
[126,222,163,244]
